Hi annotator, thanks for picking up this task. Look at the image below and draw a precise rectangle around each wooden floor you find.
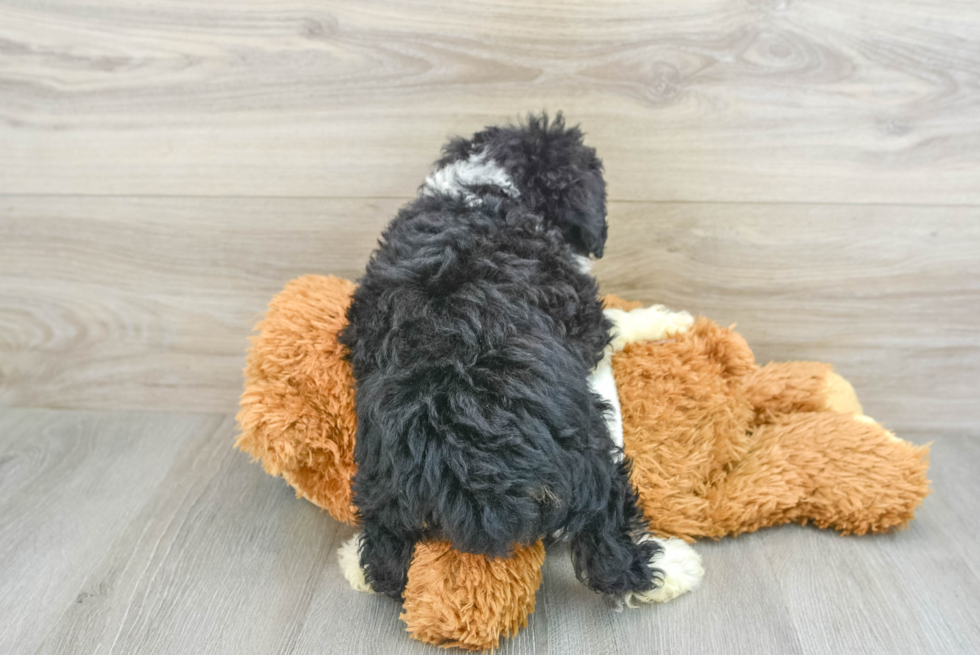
[2,0,980,653]
[0,409,976,655]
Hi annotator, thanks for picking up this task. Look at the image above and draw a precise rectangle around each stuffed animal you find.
[236,274,930,651]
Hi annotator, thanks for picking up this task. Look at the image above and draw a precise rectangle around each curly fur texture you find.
[339,114,663,600]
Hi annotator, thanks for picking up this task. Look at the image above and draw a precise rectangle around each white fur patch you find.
[605,305,694,352]
[421,150,519,205]
[621,537,704,607]
[338,533,374,594]
[589,350,624,451]
[574,254,595,275]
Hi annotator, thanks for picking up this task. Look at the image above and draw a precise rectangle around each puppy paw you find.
[622,537,703,607]
[338,533,374,594]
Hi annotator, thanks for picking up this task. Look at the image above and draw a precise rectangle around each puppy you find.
[340,113,696,604]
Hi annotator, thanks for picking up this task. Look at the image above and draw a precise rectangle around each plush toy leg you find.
[706,412,930,537]
[743,361,863,422]
[789,413,930,534]
[400,540,546,651]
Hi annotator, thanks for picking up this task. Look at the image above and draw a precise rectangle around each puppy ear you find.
[523,112,609,258]
[558,164,608,258]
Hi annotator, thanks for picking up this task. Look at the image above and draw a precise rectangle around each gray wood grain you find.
[2,197,977,433]
[0,409,976,655]
[0,410,226,654]
[593,206,980,434]
[1,0,979,203]
[35,415,344,655]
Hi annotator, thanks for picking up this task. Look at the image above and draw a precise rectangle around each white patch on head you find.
[338,533,374,594]
[574,254,595,276]
[421,150,519,206]
[620,537,704,607]
[589,350,624,453]
[604,305,694,352]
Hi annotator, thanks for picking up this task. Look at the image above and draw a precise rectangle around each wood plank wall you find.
[1,0,978,433]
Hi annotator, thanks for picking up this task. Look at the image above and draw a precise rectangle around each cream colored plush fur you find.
[606,304,695,351]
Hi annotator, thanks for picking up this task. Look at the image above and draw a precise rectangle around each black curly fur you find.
[340,113,663,600]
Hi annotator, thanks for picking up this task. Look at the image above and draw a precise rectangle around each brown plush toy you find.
[236,275,930,651]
